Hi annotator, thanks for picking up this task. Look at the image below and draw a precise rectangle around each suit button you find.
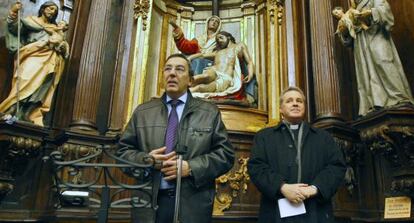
[288,145,293,148]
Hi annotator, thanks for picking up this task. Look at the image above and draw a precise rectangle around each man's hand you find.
[280,183,308,204]
[162,160,191,181]
[149,147,176,162]
[149,147,176,170]
[298,185,318,199]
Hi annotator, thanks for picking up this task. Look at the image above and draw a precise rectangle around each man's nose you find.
[167,69,178,76]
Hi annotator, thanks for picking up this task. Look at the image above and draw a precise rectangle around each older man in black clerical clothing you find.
[248,86,346,223]
[118,53,234,223]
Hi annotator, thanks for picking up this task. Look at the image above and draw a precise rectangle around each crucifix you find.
[212,0,219,16]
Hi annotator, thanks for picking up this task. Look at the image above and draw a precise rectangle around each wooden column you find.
[309,0,343,123]
[106,1,135,135]
[70,0,112,132]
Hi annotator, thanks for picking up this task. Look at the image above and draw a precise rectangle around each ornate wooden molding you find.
[213,157,250,215]
[134,0,151,30]
[56,143,101,185]
[58,143,98,158]
[391,177,414,196]
[7,136,42,157]
[0,133,43,202]
[268,0,284,25]
[363,125,414,167]
[0,182,13,200]
[334,137,361,196]
[354,105,414,196]
[241,2,257,16]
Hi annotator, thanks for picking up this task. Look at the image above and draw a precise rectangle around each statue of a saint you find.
[170,16,222,74]
[188,31,254,101]
[335,0,414,115]
[0,1,69,125]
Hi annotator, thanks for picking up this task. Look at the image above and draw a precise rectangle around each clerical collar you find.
[283,120,302,130]
[290,124,299,130]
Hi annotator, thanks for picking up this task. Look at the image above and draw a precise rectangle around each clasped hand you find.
[280,183,318,204]
[149,147,191,181]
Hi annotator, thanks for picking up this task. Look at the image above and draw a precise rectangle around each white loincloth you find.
[192,57,242,98]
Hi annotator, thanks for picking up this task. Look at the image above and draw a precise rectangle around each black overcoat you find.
[248,122,346,223]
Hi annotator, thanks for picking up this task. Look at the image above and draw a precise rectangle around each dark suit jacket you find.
[248,121,346,223]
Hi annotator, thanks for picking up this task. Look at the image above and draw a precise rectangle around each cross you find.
[212,0,219,16]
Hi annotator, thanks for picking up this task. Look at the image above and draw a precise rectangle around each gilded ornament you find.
[134,0,151,31]
[268,0,284,25]
[213,157,250,215]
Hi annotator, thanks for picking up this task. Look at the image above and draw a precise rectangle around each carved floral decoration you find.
[334,137,361,196]
[0,182,13,200]
[0,136,42,201]
[134,0,151,31]
[56,143,99,185]
[213,157,250,215]
[362,125,414,167]
[361,124,414,196]
[268,0,285,25]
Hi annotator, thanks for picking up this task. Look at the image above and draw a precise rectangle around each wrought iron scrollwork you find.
[46,144,155,223]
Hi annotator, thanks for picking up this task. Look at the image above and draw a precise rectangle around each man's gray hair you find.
[279,86,306,106]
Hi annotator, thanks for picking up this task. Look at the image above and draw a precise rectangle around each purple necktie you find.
[165,100,180,153]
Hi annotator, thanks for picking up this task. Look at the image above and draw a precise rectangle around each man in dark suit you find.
[248,86,346,223]
[118,53,234,223]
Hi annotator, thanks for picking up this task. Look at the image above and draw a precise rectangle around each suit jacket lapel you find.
[301,122,310,144]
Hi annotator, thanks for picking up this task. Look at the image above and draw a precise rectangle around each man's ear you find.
[188,76,194,87]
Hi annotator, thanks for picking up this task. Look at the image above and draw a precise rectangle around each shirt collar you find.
[166,92,188,104]
[282,120,302,130]
[273,120,316,133]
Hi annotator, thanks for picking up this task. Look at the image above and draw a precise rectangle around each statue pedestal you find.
[352,104,414,221]
[0,120,51,220]
[212,106,265,221]
[219,105,268,133]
